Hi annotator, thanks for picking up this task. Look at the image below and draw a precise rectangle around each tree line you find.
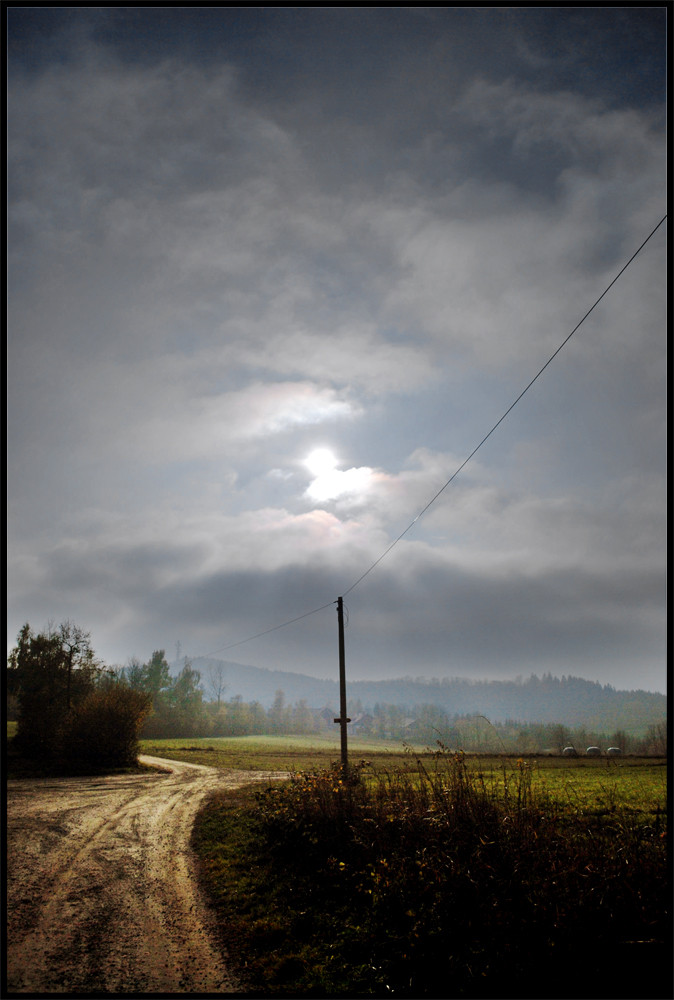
[7,621,152,769]
[7,621,666,771]
[5,623,327,757]
[347,701,666,755]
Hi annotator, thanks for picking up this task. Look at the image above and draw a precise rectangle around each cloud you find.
[7,13,666,693]
[305,466,375,503]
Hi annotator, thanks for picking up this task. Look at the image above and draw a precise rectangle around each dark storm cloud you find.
[9,8,664,110]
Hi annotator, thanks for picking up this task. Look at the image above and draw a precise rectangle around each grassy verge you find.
[140,733,414,772]
[193,749,670,998]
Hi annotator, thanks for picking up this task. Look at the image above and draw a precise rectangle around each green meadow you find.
[140,734,666,823]
[140,732,422,772]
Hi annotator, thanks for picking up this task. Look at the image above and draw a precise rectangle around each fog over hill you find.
[189,658,665,733]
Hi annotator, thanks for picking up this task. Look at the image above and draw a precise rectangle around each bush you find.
[249,750,669,996]
[59,685,152,771]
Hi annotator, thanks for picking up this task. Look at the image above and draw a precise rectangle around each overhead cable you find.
[194,213,666,656]
[342,214,667,597]
[198,600,336,659]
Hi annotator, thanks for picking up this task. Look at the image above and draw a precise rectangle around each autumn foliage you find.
[59,685,152,770]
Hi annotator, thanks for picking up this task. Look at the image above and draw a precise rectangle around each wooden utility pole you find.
[334,596,350,772]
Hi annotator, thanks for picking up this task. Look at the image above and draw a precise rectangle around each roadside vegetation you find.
[192,744,669,998]
[6,621,151,776]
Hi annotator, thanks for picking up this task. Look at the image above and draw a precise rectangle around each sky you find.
[6,7,668,693]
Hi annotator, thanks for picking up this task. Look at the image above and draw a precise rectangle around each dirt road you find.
[6,756,286,995]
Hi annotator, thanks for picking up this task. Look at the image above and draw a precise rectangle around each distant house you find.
[349,713,374,735]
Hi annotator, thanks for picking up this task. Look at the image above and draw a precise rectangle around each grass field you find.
[142,734,669,995]
[9,724,666,825]
[6,724,669,995]
[140,732,412,770]
[140,734,667,823]
[188,741,669,997]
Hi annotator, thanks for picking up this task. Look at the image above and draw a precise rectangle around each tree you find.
[170,661,202,710]
[130,651,211,738]
[410,703,451,745]
[123,657,146,690]
[141,650,172,712]
[644,720,667,755]
[205,662,227,708]
[291,699,317,735]
[548,723,569,752]
[225,695,251,736]
[53,619,99,709]
[168,661,207,735]
[8,621,101,757]
[268,689,289,734]
[248,700,267,734]
[609,729,631,753]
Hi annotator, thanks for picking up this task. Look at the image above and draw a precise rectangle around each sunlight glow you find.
[304,448,374,503]
[304,448,338,477]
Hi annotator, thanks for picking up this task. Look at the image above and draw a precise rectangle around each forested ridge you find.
[191,657,665,734]
[6,621,665,756]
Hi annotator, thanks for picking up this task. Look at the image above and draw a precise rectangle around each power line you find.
[193,213,666,657]
[342,214,667,597]
[197,600,336,659]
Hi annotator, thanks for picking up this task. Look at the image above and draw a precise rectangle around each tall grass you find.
[242,747,669,996]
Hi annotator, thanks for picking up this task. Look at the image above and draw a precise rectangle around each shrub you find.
[249,750,669,996]
[59,685,152,771]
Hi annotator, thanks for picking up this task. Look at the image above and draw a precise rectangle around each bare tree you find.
[646,720,667,755]
[206,662,227,708]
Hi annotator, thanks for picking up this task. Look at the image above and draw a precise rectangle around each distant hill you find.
[190,658,665,734]
[191,657,337,708]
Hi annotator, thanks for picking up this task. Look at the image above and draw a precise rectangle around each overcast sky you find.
[7,8,667,693]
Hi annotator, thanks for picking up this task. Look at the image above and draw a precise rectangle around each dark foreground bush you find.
[59,686,152,771]
[196,751,671,998]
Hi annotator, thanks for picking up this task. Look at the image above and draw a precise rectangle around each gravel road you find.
[6,756,286,995]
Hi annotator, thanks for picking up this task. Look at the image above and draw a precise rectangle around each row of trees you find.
[7,622,666,764]
[5,624,322,754]
[117,657,319,739]
[345,700,666,753]
[117,651,206,738]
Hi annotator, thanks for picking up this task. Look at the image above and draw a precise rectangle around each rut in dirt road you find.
[6,756,287,995]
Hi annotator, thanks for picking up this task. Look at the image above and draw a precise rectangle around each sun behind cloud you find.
[303,448,374,503]
[304,448,338,478]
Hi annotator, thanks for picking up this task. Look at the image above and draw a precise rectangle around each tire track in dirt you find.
[6,756,287,994]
